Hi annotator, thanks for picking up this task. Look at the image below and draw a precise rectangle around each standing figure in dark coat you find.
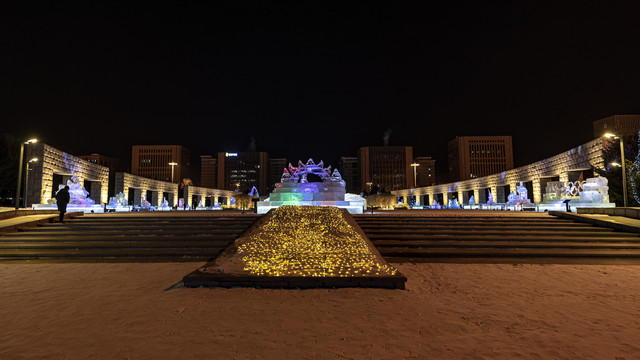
[55,185,70,223]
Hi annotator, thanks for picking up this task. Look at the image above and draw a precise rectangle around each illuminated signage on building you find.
[225,152,238,157]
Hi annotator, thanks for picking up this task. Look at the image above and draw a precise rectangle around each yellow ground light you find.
[237,206,397,277]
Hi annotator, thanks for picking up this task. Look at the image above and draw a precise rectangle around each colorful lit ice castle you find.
[256,159,364,214]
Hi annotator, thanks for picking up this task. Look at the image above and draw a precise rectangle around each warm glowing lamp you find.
[411,163,420,188]
[15,138,38,209]
[168,162,178,183]
[605,133,627,207]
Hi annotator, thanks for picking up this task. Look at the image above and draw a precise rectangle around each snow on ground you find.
[1,262,639,359]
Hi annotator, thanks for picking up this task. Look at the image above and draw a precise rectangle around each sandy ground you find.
[1,263,640,359]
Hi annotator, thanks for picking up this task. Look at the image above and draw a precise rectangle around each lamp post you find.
[24,158,38,208]
[15,138,38,210]
[168,162,178,183]
[605,133,627,207]
[411,163,420,188]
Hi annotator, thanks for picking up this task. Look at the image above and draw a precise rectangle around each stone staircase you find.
[354,213,640,263]
[0,213,260,262]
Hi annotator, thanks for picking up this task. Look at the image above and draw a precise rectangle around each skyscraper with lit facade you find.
[217,151,269,195]
[268,158,287,192]
[200,155,217,188]
[593,114,640,138]
[414,156,436,187]
[131,145,191,184]
[448,136,513,182]
[359,146,413,193]
[339,156,360,194]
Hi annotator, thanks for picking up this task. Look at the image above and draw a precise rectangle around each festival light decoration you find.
[237,206,397,277]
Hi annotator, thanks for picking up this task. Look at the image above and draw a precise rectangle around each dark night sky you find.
[2,2,640,181]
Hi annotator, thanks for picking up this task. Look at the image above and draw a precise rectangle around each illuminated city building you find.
[339,156,360,194]
[200,155,217,188]
[414,156,436,186]
[448,136,513,182]
[79,153,123,197]
[359,146,413,193]
[217,151,269,195]
[268,158,287,191]
[131,145,191,184]
[593,114,640,137]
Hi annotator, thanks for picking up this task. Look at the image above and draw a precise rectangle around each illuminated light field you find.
[183,206,405,289]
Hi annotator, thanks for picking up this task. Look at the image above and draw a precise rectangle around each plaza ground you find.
[2,262,639,359]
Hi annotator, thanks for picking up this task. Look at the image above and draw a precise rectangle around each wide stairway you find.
[0,213,260,262]
[354,213,640,264]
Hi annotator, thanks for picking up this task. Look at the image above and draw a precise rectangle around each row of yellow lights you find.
[238,206,397,277]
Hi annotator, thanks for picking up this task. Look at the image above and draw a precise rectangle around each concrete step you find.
[379,247,640,258]
[4,229,245,237]
[372,240,640,249]
[0,247,223,260]
[367,232,640,240]
[27,225,252,232]
[0,240,232,249]
[0,234,237,242]
[360,226,614,233]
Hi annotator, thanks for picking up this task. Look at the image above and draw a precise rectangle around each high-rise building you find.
[593,115,640,138]
[78,153,123,197]
[359,146,413,193]
[448,136,513,182]
[78,154,121,174]
[339,156,360,193]
[131,145,191,184]
[217,151,270,195]
[268,158,287,191]
[413,156,436,187]
[200,155,217,188]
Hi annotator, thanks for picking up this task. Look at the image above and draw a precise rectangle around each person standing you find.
[55,185,70,223]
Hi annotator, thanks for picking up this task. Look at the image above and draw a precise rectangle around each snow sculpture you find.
[468,195,475,205]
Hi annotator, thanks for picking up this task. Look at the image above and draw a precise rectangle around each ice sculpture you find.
[448,199,461,209]
[542,181,567,202]
[506,182,531,205]
[248,186,260,198]
[257,158,363,213]
[487,191,495,205]
[578,177,610,203]
[468,195,475,205]
[108,192,127,206]
[60,174,95,206]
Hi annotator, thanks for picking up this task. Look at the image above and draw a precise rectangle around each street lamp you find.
[15,138,38,210]
[24,158,38,208]
[411,163,420,188]
[605,133,627,207]
[168,162,178,183]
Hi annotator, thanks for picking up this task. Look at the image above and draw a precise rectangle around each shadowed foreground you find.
[1,262,639,359]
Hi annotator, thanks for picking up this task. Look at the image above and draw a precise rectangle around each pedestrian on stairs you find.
[55,185,70,223]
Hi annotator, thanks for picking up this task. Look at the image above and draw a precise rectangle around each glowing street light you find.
[605,133,627,207]
[411,163,420,188]
[15,138,38,209]
[24,158,38,208]
[168,162,178,183]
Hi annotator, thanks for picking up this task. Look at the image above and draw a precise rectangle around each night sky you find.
[2,2,640,181]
